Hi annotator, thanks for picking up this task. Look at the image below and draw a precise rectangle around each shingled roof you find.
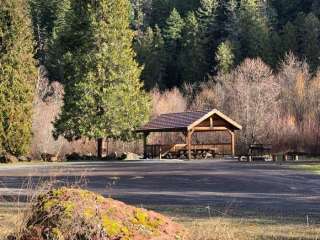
[136,109,242,133]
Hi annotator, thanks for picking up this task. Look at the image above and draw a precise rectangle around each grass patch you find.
[291,164,320,174]
[186,218,320,240]
[0,203,27,239]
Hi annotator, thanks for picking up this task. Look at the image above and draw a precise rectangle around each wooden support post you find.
[97,138,104,158]
[186,130,193,160]
[143,133,148,158]
[231,131,235,156]
[227,130,235,156]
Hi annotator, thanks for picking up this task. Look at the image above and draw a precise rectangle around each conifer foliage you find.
[53,0,150,153]
[0,0,37,155]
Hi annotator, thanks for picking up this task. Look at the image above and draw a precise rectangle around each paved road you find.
[0,160,320,219]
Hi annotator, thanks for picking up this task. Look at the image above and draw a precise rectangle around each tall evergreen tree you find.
[131,0,146,30]
[150,0,172,28]
[301,13,320,71]
[0,0,37,155]
[196,0,219,76]
[223,0,241,64]
[53,0,150,157]
[46,0,71,82]
[281,21,298,56]
[215,40,235,74]
[29,0,61,64]
[238,0,272,64]
[135,26,166,90]
[197,0,219,28]
[179,11,206,84]
[293,12,306,57]
[163,8,185,87]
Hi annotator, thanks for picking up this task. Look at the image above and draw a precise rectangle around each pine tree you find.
[131,0,145,30]
[196,0,219,76]
[179,11,206,84]
[163,9,185,41]
[238,0,272,64]
[301,13,320,71]
[46,0,71,82]
[215,40,235,74]
[53,0,150,157]
[223,0,241,64]
[197,0,219,28]
[281,21,298,56]
[270,31,282,68]
[135,26,166,90]
[293,12,306,57]
[29,0,62,64]
[163,8,185,87]
[150,0,172,28]
[0,0,37,155]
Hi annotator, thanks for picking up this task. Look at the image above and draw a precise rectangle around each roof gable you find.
[188,109,242,130]
[136,109,242,132]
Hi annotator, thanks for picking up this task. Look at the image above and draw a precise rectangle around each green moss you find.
[41,189,75,218]
[61,201,75,218]
[132,209,163,232]
[52,227,64,240]
[43,199,59,212]
[51,188,66,197]
[101,214,129,238]
[83,208,95,219]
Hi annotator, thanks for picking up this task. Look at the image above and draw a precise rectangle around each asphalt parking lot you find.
[0,159,319,219]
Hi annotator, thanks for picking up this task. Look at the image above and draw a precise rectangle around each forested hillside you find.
[30,0,320,89]
[1,0,320,158]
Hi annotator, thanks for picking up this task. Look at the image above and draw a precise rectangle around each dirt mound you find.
[16,188,187,240]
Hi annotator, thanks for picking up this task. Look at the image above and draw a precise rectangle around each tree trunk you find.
[97,138,104,158]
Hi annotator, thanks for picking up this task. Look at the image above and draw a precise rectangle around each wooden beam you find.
[193,126,229,132]
[210,117,213,127]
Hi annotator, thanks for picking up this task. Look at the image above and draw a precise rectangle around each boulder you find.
[0,153,18,163]
[18,156,30,162]
[15,188,187,240]
[121,152,141,161]
[40,153,59,162]
[49,156,59,162]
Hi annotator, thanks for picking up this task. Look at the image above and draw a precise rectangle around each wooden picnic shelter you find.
[136,109,242,160]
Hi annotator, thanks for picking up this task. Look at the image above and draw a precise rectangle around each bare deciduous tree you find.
[219,58,280,148]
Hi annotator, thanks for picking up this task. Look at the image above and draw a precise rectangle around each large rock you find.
[0,153,18,163]
[40,153,60,162]
[18,156,30,162]
[16,188,187,240]
[120,152,141,161]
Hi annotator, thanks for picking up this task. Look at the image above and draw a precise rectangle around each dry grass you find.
[0,203,26,239]
[1,202,320,240]
[185,218,320,240]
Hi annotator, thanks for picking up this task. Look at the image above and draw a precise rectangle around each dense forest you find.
[1,0,320,159]
[31,0,320,89]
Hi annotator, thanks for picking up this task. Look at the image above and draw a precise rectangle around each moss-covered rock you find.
[17,188,187,240]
